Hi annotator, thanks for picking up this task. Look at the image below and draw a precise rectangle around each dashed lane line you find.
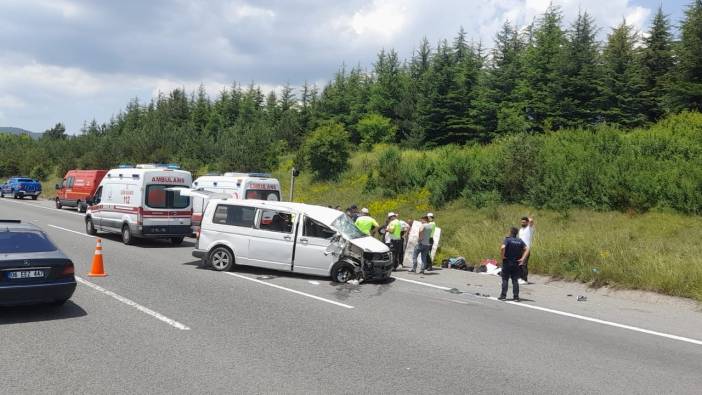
[393,275,702,347]
[48,224,94,238]
[224,272,354,309]
[76,276,191,330]
[0,198,84,217]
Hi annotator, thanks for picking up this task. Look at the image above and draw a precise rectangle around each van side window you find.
[258,210,293,233]
[66,176,75,188]
[213,205,256,227]
[303,217,335,239]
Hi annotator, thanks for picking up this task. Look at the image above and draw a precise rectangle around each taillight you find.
[196,228,201,240]
[62,262,75,276]
[137,207,143,225]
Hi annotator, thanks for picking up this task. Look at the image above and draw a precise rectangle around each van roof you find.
[208,199,343,226]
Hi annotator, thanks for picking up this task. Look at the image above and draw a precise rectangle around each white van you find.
[85,164,193,245]
[191,199,393,282]
[191,173,281,231]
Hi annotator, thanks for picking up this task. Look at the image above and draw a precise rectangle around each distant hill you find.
[0,127,42,139]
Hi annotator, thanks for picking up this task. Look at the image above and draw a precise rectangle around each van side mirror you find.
[54,184,60,190]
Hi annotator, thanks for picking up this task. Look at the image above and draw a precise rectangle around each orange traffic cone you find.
[88,238,107,277]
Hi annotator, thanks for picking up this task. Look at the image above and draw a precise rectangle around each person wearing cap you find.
[386,212,404,269]
[425,213,437,271]
[355,208,379,236]
[410,216,433,273]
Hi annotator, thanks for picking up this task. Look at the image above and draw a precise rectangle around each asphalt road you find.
[2,198,702,394]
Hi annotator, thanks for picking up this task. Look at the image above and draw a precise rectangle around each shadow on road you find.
[0,301,87,325]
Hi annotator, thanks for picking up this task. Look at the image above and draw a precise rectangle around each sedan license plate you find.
[7,270,45,279]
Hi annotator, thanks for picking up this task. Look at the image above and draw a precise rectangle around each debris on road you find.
[577,295,588,302]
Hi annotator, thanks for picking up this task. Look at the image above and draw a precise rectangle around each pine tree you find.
[640,7,674,121]
[665,0,702,113]
[421,40,460,145]
[558,12,602,128]
[601,20,646,127]
[369,49,402,121]
[522,5,566,130]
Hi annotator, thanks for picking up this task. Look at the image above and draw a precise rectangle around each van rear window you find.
[145,185,189,209]
[245,190,280,201]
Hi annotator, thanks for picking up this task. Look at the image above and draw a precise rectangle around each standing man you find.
[517,216,534,284]
[386,212,404,270]
[426,213,437,271]
[499,227,529,302]
[410,216,433,274]
[346,205,360,222]
[355,208,379,236]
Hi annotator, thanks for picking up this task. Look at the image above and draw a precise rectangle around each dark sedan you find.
[0,220,76,306]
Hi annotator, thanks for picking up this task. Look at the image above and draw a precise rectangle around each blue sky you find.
[0,0,692,134]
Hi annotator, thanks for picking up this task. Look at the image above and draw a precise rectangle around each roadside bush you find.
[356,114,397,150]
[301,122,350,180]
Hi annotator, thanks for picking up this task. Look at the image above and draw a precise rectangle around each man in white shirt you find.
[517,216,534,284]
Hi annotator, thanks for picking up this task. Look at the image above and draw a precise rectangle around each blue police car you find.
[0,177,42,200]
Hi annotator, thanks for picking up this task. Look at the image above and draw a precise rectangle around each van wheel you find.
[331,262,356,283]
[55,199,62,209]
[85,218,97,236]
[170,237,184,245]
[77,201,86,213]
[209,247,234,271]
[31,195,38,200]
[121,225,134,245]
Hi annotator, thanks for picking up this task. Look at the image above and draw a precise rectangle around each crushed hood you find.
[348,236,390,253]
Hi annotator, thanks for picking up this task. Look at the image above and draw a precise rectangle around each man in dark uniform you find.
[499,227,529,302]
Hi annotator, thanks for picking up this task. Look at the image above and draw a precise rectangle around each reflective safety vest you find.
[429,221,436,238]
[387,219,402,240]
[355,215,379,235]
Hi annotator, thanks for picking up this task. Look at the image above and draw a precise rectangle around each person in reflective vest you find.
[426,212,437,271]
[355,208,379,236]
[386,212,404,270]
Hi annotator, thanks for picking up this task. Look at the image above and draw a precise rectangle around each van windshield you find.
[332,214,365,239]
[146,185,190,209]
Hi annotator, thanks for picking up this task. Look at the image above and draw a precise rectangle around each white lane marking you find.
[224,272,354,309]
[0,198,83,216]
[76,276,191,330]
[392,275,702,347]
[49,224,94,238]
[393,276,452,291]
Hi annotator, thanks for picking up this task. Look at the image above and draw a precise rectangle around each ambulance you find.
[190,173,281,232]
[84,164,193,245]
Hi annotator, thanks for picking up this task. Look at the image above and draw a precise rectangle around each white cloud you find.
[224,2,275,22]
[349,0,408,41]
[0,94,26,109]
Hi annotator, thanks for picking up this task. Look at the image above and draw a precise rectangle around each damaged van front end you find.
[328,215,393,282]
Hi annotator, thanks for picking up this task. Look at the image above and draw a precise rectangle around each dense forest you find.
[1,2,702,211]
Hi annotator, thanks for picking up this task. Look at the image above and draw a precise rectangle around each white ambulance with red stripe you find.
[84,164,193,245]
[190,173,281,233]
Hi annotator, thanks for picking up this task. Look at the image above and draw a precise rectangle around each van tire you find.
[170,237,184,245]
[209,247,234,271]
[85,218,97,236]
[331,262,355,283]
[121,225,134,245]
[55,199,62,209]
[78,201,87,213]
[31,195,38,200]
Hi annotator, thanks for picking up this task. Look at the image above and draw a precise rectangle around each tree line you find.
[1,2,701,182]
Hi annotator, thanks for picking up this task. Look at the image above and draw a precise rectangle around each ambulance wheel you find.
[331,262,355,283]
[170,237,184,245]
[55,199,62,209]
[31,195,38,200]
[209,247,234,271]
[121,225,134,245]
[85,218,97,236]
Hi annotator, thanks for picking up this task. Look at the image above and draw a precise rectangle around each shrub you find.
[356,114,397,150]
[301,122,350,180]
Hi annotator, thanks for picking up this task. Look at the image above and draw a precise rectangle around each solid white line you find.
[0,198,83,216]
[76,276,191,330]
[224,272,354,309]
[392,275,702,347]
[393,276,453,290]
[48,224,94,238]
